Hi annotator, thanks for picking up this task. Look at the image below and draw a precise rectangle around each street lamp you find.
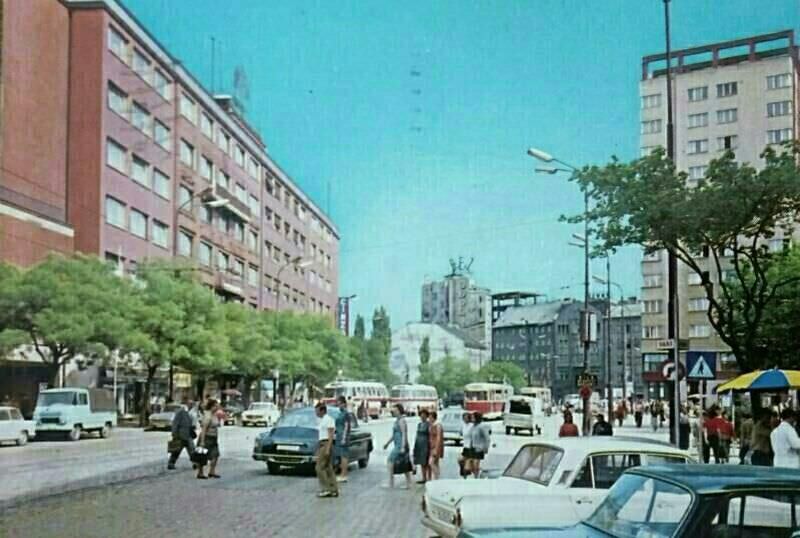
[593,273,629,410]
[529,147,593,436]
[338,294,358,335]
[272,256,312,403]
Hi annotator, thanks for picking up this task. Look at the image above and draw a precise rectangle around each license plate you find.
[277,444,300,452]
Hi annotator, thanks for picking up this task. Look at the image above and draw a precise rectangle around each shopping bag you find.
[190,446,209,466]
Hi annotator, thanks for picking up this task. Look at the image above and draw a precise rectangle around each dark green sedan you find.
[460,464,800,538]
[253,405,372,475]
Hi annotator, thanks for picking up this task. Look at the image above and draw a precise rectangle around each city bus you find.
[389,384,438,416]
[322,381,389,419]
[463,382,513,420]
[519,386,553,416]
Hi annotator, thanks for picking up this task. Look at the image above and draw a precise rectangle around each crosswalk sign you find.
[686,351,717,380]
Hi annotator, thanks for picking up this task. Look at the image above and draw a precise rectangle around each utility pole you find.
[582,189,591,436]
[605,255,613,423]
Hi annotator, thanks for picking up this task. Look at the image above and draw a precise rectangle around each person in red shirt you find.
[559,411,580,437]
[705,407,727,463]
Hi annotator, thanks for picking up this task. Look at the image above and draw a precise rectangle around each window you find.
[247,230,258,251]
[131,156,150,188]
[688,165,707,180]
[151,221,168,248]
[235,183,247,204]
[767,101,792,117]
[105,196,126,228]
[768,128,793,144]
[717,108,738,124]
[107,82,128,117]
[687,139,708,154]
[592,454,642,489]
[688,272,703,285]
[108,26,128,62]
[179,186,193,210]
[180,93,197,124]
[106,138,127,172]
[689,324,711,338]
[642,325,664,339]
[200,156,213,180]
[643,274,662,288]
[216,213,227,234]
[716,135,738,151]
[687,86,708,102]
[180,139,195,168]
[198,203,211,224]
[132,49,151,83]
[178,230,193,257]
[248,157,260,179]
[716,82,738,98]
[769,238,786,253]
[687,113,708,129]
[153,69,171,101]
[154,120,171,150]
[233,221,244,242]
[247,265,258,287]
[153,169,170,199]
[217,130,231,154]
[200,113,214,139]
[640,120,662,135]
[643,300,662,314]
[249,194,260,216]
[767,73,791,90]
[235,146,245,167]
[640,146,658,157]
[198,242,212,266]
[233,259,245,277]
[129,209,147,239]
[688,298,709,312]
[273,214,282,232]
[217,251,229,271]
[641,94,661,109]
[132,102,151,134]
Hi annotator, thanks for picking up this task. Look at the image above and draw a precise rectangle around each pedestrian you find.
[312,401,338,497]
[614,401,625,428]
[167,397,195,470]
[469,412,491,478]
[383,403,413,489]
[634,399,644,428]
[738,412,753,464]
[650,402,660,432]
[750,411,774,466]
[718,410,734,463]
[559,411,579,437]
[771,408,800,469]
[334,396,354,483]
[704,407,725,463]
[196,399,222,479]
[428,410,444,481]
[592,413,613,436]
[413,409,431,484]
[459,412,474,478]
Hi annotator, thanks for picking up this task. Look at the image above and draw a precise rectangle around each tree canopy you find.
[477,361,527,391]
[418,356,474,398]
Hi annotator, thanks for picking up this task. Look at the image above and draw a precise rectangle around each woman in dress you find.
[383,403,413,489]
[413,409,431,483]
[428,410,444,480]
[197,399,222,479]
[460,412,474,478]
[469,412,491,478]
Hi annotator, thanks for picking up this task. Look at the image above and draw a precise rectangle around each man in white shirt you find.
[770,408,800,468]
[315,402,338,497]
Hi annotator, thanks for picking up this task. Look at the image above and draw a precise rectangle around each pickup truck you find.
[34,388,117,441]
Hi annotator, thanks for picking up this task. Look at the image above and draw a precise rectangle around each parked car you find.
[503,395,542,436]
[441,407,465,446]
[457,464,800,537]
[241,402,281,427]
[253,405,372,474]
[147,403,183,431]
[222,402,244,425]
[422,437,692,538]
[33,388,117,441]
[0,406,36,446]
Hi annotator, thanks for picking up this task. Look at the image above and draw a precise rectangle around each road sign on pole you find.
[660,359,685,381]
[686,351,717,380]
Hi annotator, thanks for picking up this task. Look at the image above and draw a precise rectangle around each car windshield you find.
[276,408,340,429]
[36,392,77,406]
[324,387,347,398]
[584,474,692,538]
[503,444,563,485]
[509,399,532,414]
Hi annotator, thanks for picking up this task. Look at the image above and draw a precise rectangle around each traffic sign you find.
[656,339,675,350]
[686,351,717,380]
[660,359,686,381]
[576,373,598,389]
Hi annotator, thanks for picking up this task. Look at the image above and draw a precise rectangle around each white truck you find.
[34,388,117,441]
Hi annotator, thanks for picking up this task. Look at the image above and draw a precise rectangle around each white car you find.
[0,406,36,446]
[241,402,281,427]
[421,437,692,537]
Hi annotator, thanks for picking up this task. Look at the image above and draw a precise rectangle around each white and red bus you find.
[390,384,438,416]
[322,381,389,419]
[464,382,513,420]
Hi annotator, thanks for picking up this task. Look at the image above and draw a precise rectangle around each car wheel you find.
[99,424,111,439]
[358,456,369,469]
[267,462,281,474]
[68,426,81,442]
[505,426,511,435]
[16,431,28,446]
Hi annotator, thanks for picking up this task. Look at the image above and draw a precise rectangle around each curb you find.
[0,458,168,511]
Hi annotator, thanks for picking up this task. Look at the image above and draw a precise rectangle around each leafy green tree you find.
[353,315,366,340]
[478,361,527,391]
[419,336,431,366]
[418,356,475,398]
[0,255,133,385]
[221,303,278,405]
[570,144,800,371]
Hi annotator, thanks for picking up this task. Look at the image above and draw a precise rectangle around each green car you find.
[460,464,800,538]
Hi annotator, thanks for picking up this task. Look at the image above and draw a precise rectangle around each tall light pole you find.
[594,274,628,409]
[528,148,592,436]
[592,256,613,423]
[273,256,311,403]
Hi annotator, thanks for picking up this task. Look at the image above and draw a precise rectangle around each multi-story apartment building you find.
[639,31,799,397]
[421,274,491,347]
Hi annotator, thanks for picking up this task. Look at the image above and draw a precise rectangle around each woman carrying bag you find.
[383,403,413,489]
[196,399,222,479]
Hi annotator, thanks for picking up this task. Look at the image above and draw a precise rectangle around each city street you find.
[0,413,670,537]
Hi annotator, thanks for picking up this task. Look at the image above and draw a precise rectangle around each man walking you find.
[771,408,800,469]
[335,396,353,483]
[592,414,613,436]
[315,402,338,498]
[167,397,195,470]
[634,399,644,428]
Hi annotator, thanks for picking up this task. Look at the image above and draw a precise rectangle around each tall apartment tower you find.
[638,31,799,396]
[421,273,491,348]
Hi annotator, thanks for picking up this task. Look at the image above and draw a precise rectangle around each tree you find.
[419,336,431,366]
[571,144,800,371]
[478,361,527,391]
[417,356,475,398]
[0,255,133,385]
[221,303,277,405]
[353,315,366,340]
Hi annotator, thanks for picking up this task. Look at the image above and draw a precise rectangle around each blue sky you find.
[128,0,799,329]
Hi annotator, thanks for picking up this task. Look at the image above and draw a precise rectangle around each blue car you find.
[459,464,800,538]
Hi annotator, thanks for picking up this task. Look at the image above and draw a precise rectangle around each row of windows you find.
[105,196,169,248]
[108,26,172,101]
[182,235,260,288]
[108,82,172,151]
[106,139,171,199]
[642,324,710,339]
[641,73,792,111]
[265,176,334,244]
[643,128,792,158]
[264,210,333,267]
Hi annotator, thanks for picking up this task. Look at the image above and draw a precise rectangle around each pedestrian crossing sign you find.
[686,351,717,380]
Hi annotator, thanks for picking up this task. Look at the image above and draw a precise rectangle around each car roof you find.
[630,464,800,494]
[519,437,689,468]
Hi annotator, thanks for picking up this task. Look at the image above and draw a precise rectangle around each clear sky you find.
[127,0,799,329]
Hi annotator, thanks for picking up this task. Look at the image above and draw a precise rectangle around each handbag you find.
[190,446,209,466]
[393,443,413,475]
[167,438,183,454]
